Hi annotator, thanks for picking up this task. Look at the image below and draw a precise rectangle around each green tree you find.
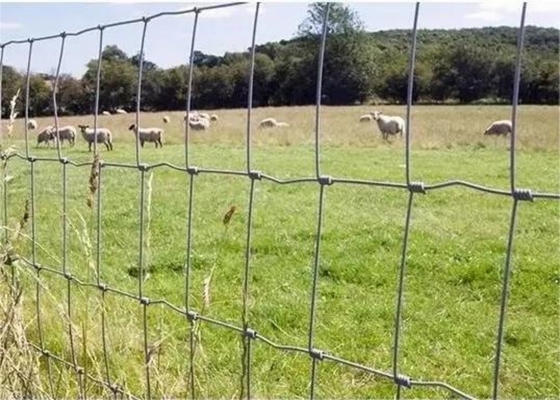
[297,2,364,36]
[295,3,375,105]
[0,66,23,118]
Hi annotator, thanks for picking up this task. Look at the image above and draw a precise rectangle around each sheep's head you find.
[128,124,136,131]
[78,124,90,132]
[370,111,382,120]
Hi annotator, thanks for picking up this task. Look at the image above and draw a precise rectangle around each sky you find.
[1,1,559,78]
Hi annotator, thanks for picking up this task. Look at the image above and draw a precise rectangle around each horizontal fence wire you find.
[0,1,557,400]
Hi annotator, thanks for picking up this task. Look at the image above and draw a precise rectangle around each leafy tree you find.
[297,2,364,37]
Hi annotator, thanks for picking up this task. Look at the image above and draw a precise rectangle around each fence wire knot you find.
[309,348,325,360]
[63,272,73,281]
[187,166,199,175]
[138,163,149,172]
[140,296,150,305]
[249,170,262,180]
[33,263,42,271]
[408,182,426,194]
[187,311,199,322]
[76,366,84,375]
[318,175,333,186]
[394,374,411,388]
[59,157,69,165]
[41,349,50,357]
[98,283,108,292]
[513,188,533,202]
[28,156,37,163]
[244,328,257,339]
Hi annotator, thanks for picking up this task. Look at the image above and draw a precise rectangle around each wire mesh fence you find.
[0,2,558,399]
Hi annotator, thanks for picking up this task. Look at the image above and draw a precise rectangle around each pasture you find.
[0,105,559,398]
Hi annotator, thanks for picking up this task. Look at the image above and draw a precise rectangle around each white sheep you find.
[36,125,56,147]
[258,117,277,128]
[188,117,210,131]
[210,114,218,122]
[115,108,127,115]
[163,115,170,124]
[28,119,38,130]
[198,112,210,120]
[276,122,290,127]
[359,114,373,122]
[484,120,512,136]
[102,111,111,116]
[128,124,164,148]
[52,125,77,147]
[370,111,405,140]
[78,124,113,151]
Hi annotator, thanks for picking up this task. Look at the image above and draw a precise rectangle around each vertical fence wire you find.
[184,9,200,168]
[136,168,151,398]
[185,173,196,400]
[245,2,260,173]
[240,4,261,399]
[491,199,521,399]
[392,191,415,399]
[24,36,56,398]
[93,28,104,155]
[134,19,149,167]
[52,34,67,160]
[509,2,527,193]
[240,177,257,400]
[24,40,33,158]
[492,3,528,399]
[307,183,327,400]
[183,9,200,399]
[0,45,4,144]
[405,2,420,186]
[0,45,7,247]
[313,3,330,180]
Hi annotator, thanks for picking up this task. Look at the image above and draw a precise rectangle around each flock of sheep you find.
[359,111,513,140]
[26,108,511,151]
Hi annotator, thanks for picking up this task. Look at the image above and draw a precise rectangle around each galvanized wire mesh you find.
[0,2,558,400]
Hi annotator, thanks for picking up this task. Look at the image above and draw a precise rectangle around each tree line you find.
[1,3,558,118]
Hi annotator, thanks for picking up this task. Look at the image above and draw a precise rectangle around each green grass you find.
[0,105,559,399]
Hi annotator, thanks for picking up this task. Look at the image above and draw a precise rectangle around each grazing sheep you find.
[36,125,56,147]
[188,117,210,131]
[210,114,218,122]
[370,111,405,140]
[359,114,373,122]
[28,119,38,130]
[52,125,77,147]
[198,112,210,120]
[163,115,170,123]
[78,124,113,151]
[276,122,290,127]
[484,119,512,136]
[102,111,111,116]
[259,117,278,128]
[115,108,127,115]
[128,124,164,148]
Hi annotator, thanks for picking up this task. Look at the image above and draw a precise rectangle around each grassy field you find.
[0,105,559,399]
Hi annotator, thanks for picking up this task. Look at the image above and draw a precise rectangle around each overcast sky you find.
[1,1,559,78]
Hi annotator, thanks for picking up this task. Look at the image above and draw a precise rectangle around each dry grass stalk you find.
[0,185,43,398]
[87,154,100,210]
[6,88,20,139]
